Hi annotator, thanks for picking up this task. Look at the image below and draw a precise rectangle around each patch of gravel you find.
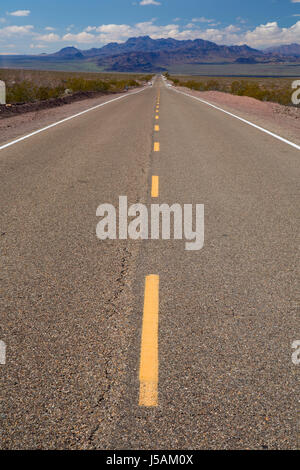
[0,90,112,119]
[176,87,300,147]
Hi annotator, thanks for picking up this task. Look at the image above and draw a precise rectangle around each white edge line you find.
[170,87,300,151]
[0,87,146,152]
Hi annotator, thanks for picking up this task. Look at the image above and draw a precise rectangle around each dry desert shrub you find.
[171,76,299,107]
[0,69,150,104]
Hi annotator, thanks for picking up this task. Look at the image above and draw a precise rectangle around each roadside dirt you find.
[175,86,300,147]
[0,90,113,119]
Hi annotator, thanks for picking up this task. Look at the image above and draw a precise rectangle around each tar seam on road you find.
[0,88,147,152]
[151,176,159,198]
[171,87,300,152]
[139,275,159,407]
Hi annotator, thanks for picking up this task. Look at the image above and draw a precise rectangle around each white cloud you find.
[9,18,297,51]
[225,25,241,33]
[69,20,239,45]
[62,31,95,43]
[187,19,219,28]
[242,21,300,47]
[192,17,215,23]
[34,33,60,42]
[59,19,300,48]
[139,0,161,5]
[8,10,31,17]
[0,25,34,37]
[30,43,46,49]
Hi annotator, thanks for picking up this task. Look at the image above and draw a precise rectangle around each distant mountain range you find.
[2,36,300,73]
[264,43,300,57]
[44,36,300,72]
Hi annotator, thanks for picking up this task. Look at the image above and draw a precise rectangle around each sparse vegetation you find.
[170,75,299,107]
[0,69,153,104]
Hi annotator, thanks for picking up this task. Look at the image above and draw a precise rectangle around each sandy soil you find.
[0,90,115,119]
[176,86,300,147]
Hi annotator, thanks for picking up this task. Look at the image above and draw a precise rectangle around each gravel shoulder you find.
[175,86,300,147]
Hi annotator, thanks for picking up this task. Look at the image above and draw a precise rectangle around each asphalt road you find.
[0,77,299,450]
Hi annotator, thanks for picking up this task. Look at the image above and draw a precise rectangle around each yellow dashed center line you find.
[139,275,159,407]
[151,176,159,198]
[138,94,161,406]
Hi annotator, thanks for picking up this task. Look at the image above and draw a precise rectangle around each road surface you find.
[0,77,299,450]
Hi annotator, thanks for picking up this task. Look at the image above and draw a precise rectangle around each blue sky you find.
[0,0,299,54]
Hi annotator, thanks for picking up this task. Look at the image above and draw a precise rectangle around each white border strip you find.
[0,87,146,152]
[171,87,300,151]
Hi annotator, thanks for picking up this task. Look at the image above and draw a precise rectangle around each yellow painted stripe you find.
[139,275,159,407]
[151,175,159,198]
[154,125,159,131]
[154,142,160,152]
[155,115,159,120]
